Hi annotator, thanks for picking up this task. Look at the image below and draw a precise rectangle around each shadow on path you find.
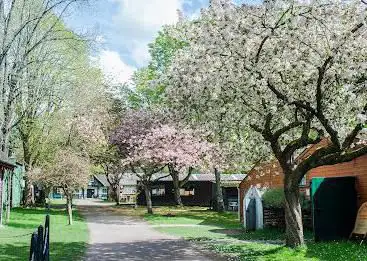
[83,240,223,261]
[80,205,226,261]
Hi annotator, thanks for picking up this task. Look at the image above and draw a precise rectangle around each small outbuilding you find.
[0,158,17,226]
[238,139,367,240]
[243,186,264,230]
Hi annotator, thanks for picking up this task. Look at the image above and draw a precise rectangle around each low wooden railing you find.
[29,214,50,261]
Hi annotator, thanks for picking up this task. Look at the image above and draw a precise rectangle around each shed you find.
[238,139,367,235]
[0,158,16,226]
[3,162,25,208]
[243,186,264,230]
[239,138,331,223]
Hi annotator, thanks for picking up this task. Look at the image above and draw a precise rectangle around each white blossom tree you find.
[164,0,367,247]
[32,149,90,225]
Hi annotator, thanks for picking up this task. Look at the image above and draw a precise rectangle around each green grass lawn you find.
[209,241,367,261]
[143,207,242,239]
[136,206,367,261]
[0,207,88,261]
[49,199,67,206]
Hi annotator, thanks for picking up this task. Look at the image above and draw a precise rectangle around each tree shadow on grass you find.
[211,228,314,242]
[210,243,285,260]
[11,207,69,217]
[0,242,87,261]
[146,209,241,229]
[6,221,38,229]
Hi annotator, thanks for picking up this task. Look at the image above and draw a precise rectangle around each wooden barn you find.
[137,173,246,210]
[239,139,367,239]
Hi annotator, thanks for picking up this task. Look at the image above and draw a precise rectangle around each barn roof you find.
[96,173,246,187]
[0,158,16,172]
[93,175,110,187]
[151,173,246,182]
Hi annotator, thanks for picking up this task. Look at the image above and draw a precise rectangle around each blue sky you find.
[65,0,260,85]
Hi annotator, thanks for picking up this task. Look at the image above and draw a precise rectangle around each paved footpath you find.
[77,203,226,261]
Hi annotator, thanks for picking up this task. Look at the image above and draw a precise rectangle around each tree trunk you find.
[284,181,304,247]
[115,185,120,206]
[5,171,11,223]
[144,185,153,214]
[23,175,34,207]
[170,168,183,207]
[22,142,34,207]
[214,168,225,212]
[66,195,73,225]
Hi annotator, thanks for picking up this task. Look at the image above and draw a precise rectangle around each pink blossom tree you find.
[136,124,214,207]
[111,110,166,214]
[111,109,216,212]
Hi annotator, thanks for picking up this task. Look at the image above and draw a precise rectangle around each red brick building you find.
[239,139,367,223]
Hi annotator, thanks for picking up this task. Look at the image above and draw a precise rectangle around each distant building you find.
[69,174,139,204]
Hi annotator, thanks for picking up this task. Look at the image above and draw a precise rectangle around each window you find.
[151,185,165,196]
[121,195,127,203]
[180,187,195,196]
[102,188,107,194]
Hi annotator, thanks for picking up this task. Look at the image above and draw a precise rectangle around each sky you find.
[65,0,260,85]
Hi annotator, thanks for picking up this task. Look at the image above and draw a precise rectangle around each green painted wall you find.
[2,164,25,208]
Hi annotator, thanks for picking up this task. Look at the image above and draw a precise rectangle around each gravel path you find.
[78,204,226,261]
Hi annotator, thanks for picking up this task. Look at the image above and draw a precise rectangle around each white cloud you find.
[97,50,136,86]
[111,0,183,66]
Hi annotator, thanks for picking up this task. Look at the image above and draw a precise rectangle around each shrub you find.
[262,188,311,210]
[262,188,285,208]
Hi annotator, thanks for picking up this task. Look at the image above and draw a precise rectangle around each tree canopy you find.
[161,0,367,246]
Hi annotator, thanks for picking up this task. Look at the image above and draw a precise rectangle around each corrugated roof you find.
[0,158,16,170]
[94,174,140,187]
[96,173,246,187]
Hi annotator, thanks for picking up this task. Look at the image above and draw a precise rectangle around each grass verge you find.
[0,207,88,261]
[125,206,367,261]
[208,240,367,261]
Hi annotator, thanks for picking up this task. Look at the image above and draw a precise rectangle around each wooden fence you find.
[29,214,50,261]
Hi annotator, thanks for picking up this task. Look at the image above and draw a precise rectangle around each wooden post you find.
[44,215,50,261]
[36,225,44,261]
[0,170,4,227]
[29,232,38,261]
[6,170,12,223]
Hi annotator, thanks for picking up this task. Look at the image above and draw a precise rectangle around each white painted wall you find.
[243,186,264,230]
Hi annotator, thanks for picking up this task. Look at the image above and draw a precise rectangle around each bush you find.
[262,188,311,210]
[262,188,285,208]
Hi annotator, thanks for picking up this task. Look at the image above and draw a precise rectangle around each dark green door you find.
[246,198,257,231]
[312,176,357,241]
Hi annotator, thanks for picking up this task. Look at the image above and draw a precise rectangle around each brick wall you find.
[239,139,367,222]
[239,160,284,222]
[306,154,367,208]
